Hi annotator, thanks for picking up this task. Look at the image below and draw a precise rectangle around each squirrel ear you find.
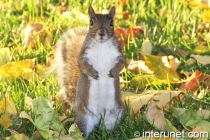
[109,6,115,18]
[88,6,95,18]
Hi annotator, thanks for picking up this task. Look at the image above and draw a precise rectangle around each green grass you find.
[0,0,210,139]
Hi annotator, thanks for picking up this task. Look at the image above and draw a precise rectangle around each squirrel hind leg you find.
[99,109,125,131]
[75,114,98,138]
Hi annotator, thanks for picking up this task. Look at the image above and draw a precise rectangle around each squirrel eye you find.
[90,19,94,26]
[110,19,113,26]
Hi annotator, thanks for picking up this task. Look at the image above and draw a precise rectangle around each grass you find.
[0,0,210,139]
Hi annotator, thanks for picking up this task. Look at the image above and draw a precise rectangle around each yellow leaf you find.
[0,93,17,114]
[15,3,22,11]
[121,90,157,114]
[0,59,36,81]
[130,75,168,88]
[0,113,12,128]
[192,46,209,54]
[143,53,180,83]
[0,94,17,128]
[202,10,210,22]
[22,68,39,81]
[0,48,10,66]
[6,133,28,140]
[36,64,47,78]
[178,0,210,9]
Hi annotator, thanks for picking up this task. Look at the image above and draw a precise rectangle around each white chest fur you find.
[84,39,121,115]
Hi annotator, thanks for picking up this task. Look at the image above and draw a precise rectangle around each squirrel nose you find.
[98,29,105,36]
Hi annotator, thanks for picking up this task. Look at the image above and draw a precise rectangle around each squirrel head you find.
[88,6,115,43]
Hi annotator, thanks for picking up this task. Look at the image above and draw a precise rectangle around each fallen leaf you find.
[114,26,149,50]
[6,133,28,140]
[172,108,210,131]
[179,70,210,93]
[69,123,84,140]
[114,28,126,50]
[178,0,210,9]
[122,91,157,114]
[142,53,180,83]
[22,23,52,49]
[6,128,19,135]
[141,38,153,55]
[193,46,210,54]
[0,59,36,81]
[167,56,181,71]
[197,110,210,119]
[22,68,39,81]
[19,111,35,124]
[202,10,210,22]
[191,54,210,65]
[123,11,130,19]
[22,23,44,49]
[152,90,181,108]
[0,114,12,128]
[185,58,196,65]
[191,126,210,139]
[130,74,165,88]
[0,48,10,66]
[146,100,166,130]
[0,93,17,114]
[0,94,17,128]
[127,60,153,75]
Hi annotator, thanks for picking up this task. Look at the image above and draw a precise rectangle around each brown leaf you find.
[191,54,210,65]
[23,23,44,49]
[167,55,181,71]
[179,70,210,93]
[146,100,166,130]
[114,26,149,50]
[174,49,189,58]
[123,11,130,19]
[127,59,153,74]
[152,90,181,108]
[22,23,52,49]
[114,28,126,50]
[122,91,157,114]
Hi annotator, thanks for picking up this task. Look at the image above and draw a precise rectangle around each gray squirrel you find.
[54,6,125,138]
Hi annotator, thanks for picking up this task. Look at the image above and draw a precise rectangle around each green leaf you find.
[69,123,84,140]
[173,108,210,130]
[32,97,54,115]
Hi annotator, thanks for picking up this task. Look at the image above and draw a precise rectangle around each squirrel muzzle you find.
[96,28,108,43]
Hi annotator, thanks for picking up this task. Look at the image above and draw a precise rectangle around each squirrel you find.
[54,6,126,138]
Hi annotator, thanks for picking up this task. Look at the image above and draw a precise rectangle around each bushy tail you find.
[53,27,88,111]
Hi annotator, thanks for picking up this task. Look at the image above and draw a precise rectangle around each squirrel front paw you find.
[91,69,99,79]
[108,68,118,78]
